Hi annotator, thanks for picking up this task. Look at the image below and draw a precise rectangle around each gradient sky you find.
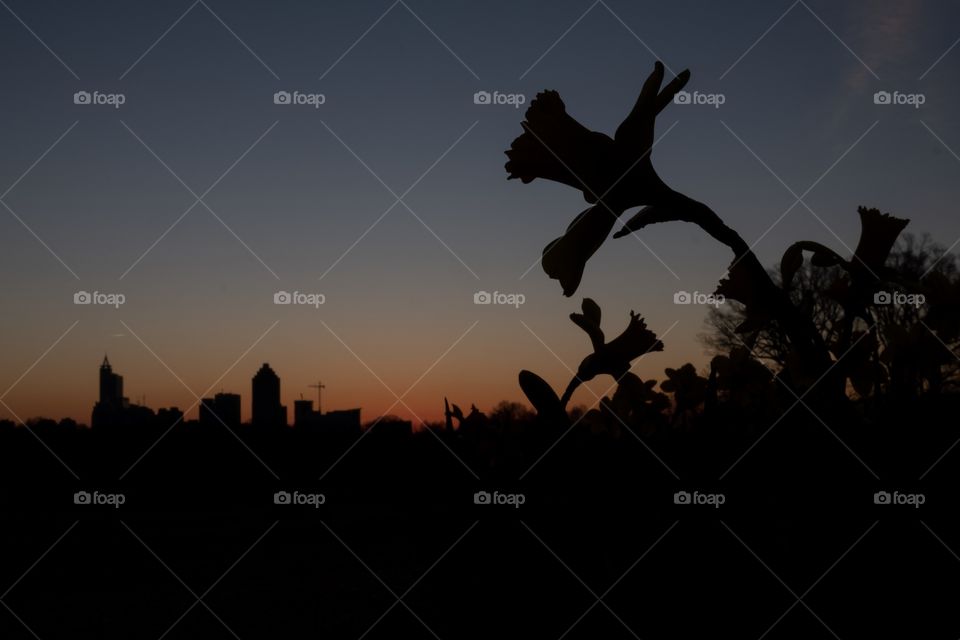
[1,0,959,425]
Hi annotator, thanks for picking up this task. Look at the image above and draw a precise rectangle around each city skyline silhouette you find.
[81,355,363,430]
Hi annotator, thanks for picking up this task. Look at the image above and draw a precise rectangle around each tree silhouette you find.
[703,233,960,399]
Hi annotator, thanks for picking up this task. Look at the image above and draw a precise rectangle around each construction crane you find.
[308,381,326,415]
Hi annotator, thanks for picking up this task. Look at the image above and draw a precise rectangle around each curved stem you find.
[654,188,836,384]
[559,377,582,410]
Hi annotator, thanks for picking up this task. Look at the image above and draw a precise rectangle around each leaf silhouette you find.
[518,370,563,418]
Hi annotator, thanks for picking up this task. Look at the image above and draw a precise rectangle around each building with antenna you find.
[92,355,154,430]
[99,355,127,408]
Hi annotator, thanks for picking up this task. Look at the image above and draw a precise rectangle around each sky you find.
[1,0,959,425]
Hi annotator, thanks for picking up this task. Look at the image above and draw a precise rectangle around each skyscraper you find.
[214,392,242,429]
[293,398,315,428]
[252,363,286,428]
[99,355,125,407]
[92,356,152,430]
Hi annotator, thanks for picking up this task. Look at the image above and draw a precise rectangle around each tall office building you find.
[252,363,286,428]
[214,392,241,429]
[99,355,125,407]
[93,356,152,429]
[293,398,315,428]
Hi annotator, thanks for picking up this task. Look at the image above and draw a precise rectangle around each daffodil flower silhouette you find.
[507,62,918,404]
[660,363,709,425]
[777,207,911,321]
[779,207,909,290]
[506,61,690,295]
[853,207,911,278]
[560,298,663,407]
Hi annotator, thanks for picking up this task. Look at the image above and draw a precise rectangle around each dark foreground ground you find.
[2,399,960,638]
